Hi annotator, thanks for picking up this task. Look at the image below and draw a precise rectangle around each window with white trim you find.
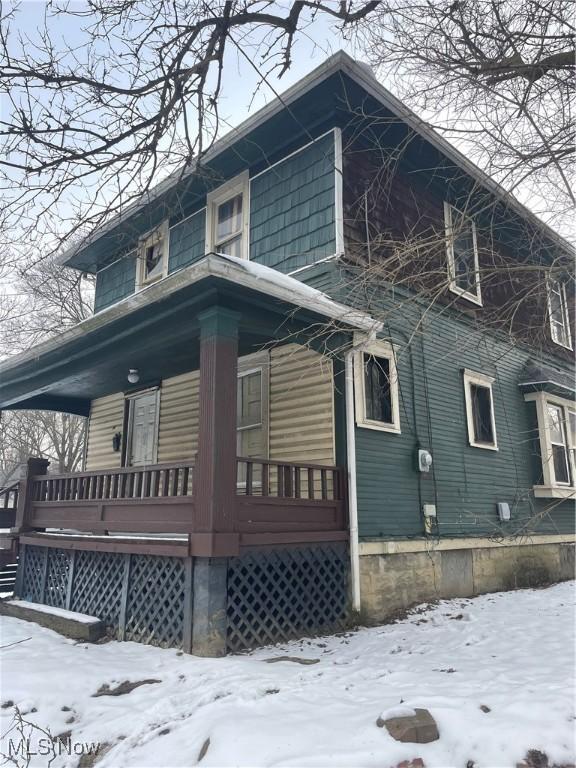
[547,278,572,350]
[524,392,576,498]
[445,202,481,305]
[206,171,249,260]
[136,222,169,288]
[236,352,269,487]
[354,340,401,433]
[463,369,498,450]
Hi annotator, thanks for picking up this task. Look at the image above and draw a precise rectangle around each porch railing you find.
[18,457,347,546]
[236,457,343,500]
[32,461,194,503]
[0,482,19,529]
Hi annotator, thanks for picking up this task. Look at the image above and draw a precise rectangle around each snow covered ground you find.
[0,582,574,768]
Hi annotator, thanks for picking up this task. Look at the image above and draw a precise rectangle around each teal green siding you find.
[169,209,206,273]
[94,255,136,312]
[327,269,575,540]
[249,132,336,273]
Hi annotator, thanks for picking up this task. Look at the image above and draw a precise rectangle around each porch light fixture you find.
[127,368,140,384]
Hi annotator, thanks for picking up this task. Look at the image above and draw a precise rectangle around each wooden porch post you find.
[13,456,50,534]
[193,306,241,555]
[191,306,240,657]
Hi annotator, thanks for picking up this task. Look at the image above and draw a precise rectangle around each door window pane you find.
[364,354,392,424]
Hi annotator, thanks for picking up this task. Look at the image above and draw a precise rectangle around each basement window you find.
[206,171,249,260]
[547,278,572,350]
[137,222,169,288]
[525,391,576,498]
[463,370,498,450]
[445,203,482,305]
[354,340,401,433]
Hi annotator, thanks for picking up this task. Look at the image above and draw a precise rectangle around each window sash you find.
[546,403,572,485]
[463,370,497,449]
[548,279,572,349]
[445,203,481,304]
[354,340,401,434]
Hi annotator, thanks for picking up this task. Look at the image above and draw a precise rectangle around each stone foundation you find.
[359,538,575,623]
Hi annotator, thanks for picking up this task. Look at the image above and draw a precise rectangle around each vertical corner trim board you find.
[84,344,335,469]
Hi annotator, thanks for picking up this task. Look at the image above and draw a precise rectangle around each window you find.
[547,278,572,350]
[445,202,482,305]
[354,340,400,433]
[463,370,498,450]
[206,172,249,260]
[236,352,269,487]
[547,403,570,484]
[137,222,169,288]
[524,391,576,498]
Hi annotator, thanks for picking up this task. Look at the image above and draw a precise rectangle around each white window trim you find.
[463,369,498,450]
[445,202,482,306]
[124,386,160,467]
[136,221,169,290]
[354,339,401,434]
[546,277,573,350]
[205,171,250,260]
[524,391,576,496]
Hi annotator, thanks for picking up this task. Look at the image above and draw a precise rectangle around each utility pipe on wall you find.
[344,328,378,614]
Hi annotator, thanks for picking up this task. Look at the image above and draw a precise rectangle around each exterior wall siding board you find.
[342,278,575,539]
[250,133,336,273]
[85,393,125,470]
[94,256,137,313]
[84,344,334,470]
[168,210,206,273]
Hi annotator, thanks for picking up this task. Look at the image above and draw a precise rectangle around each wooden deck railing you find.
[17,457,347,548]
[236,457,343,500]
[235,458,347,541]
[0,482,19,529]
[32,461,194,503]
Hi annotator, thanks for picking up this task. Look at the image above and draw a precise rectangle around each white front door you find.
[127,390,159,466]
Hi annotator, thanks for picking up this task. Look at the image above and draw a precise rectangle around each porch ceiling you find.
[0,254,380,415]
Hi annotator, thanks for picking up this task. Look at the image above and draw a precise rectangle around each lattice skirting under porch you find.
[226,544,350,652]
[15,543,350,653]
[17,545,188,649]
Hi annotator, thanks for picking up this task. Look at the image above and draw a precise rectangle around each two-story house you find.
[0,52,573,656]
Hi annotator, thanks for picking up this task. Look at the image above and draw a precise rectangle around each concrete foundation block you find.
[0,599,105,642]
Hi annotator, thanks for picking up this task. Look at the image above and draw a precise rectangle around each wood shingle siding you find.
[93,255,137,313]
[249,132,337,273]
[168,209,206,273]
[85,393,125,470]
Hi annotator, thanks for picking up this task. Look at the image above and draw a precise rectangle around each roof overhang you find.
[60,51,573,273]
[0,253,381,414]
[518,361,575,400]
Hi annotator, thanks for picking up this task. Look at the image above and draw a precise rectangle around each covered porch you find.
[0,254,378,654]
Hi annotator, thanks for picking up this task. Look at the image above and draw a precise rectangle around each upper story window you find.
[463,369,498,450]
[445,202,482,306]
[525,391,576,499]
[206,171,249,260]
[137,222,169,288]
[354,339,401,434]
[547,278,572,350]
